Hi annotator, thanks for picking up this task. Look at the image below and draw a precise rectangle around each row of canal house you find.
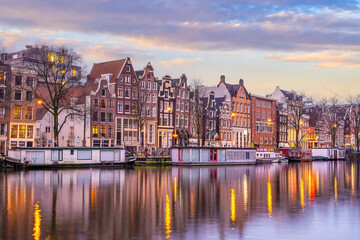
[0,51,282,154]
[59,58,279,152]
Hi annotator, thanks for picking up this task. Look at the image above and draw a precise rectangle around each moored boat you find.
[256,151,285,163]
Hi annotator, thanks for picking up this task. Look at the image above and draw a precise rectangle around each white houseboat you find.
[311,148,345,160]
[7,147,133,167]
[171,147,256,165]
[256,150,287,163]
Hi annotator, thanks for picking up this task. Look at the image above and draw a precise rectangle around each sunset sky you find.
[1,0,359,99]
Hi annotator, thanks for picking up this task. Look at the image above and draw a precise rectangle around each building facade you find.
[250,94,277,150]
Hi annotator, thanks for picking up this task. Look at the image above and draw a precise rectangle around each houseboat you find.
[7,147,134,168]
[311,148,345,160]
[256,150,287,163]
[171,147,256,165]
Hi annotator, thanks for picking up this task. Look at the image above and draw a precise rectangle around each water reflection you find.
[1,162,360,239]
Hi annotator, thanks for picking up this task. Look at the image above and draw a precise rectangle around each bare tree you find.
[347,94,360,152]
[24,44,84,147]
[287,100,309,150]
[321,97,341,147]
[190,78,206,146]
[133,87,156,150]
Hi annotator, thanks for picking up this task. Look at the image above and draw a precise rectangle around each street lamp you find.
[37,99,43,105]
[231,112,236,117]
[167,106,171,112]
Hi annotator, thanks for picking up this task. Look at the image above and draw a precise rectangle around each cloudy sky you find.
[0,0,359,99]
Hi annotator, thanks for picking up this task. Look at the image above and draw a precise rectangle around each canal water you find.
[1,162,360,240]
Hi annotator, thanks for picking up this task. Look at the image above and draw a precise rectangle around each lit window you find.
[27,125,33,138]
[19,125,26,138]
[92,125,98,137]
[25,107,32,120]
[11,125,18,138]
[14,106,21,119]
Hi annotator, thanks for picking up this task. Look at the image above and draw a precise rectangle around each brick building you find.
[136,62,158,152]
[250,94,277,150]
[157,75,175,149]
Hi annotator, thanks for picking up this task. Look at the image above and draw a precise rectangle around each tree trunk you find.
[83,111,86,147]
[295,128,300,150]
[53,112,59,147]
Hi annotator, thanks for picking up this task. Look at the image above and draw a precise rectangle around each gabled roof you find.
[89,59,126,84]
[36,107,48,121]
[280,89,303,101]
[135,70,144,80]
[171,78,180,87]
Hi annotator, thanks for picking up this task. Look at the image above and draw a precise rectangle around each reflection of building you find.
[1,162,359,239]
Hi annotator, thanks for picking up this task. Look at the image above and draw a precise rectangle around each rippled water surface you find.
[1,162,360,239]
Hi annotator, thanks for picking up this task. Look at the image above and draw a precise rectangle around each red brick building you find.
[173,74,191,146]
[88,58,140,151]
[250,94,277,150]
[136,62,158,152]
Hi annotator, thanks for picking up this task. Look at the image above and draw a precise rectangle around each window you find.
[94,99,99,107]
[0,123,6,135]
[132,102,137,114]
[0,89,4,99]
[164,114,168,126]
[147,82,151,90]
[25,107,32,120]
[152,107,156,117]
[100,125,105,137]
[185,116,188,127]
[26,91,33,101]
[15,90,22,101]
[153,82,157,90]
[26,77,34,87]
[141,81,145,89]
[45,127,51,133]
[27,125,33,138]
[125,87,130,98]
[93,111,98,121]
[176,114,179,127]
[132,89,137,99]
[92,125,98,137]
[117,101,123,113]
[11,125,18,138]
[177,89,180,97]
[118,87,123,98]
[108,126,113,137]
[14,106,21,119]
[108,112,113,122]
[126,66,130,72]
[185,103,189,112]
[181,102,184,111]
[109,100,114,108]
[101,99,106,108]
[100,112,106,122]
[146,93,151,103]
[125,75,130,84]
[19,125,25,138]
[15,76,22,86]
[148,124,154,143]
[181,90,185,99]
[176,100,180,110]
[152,93,156,103]
[140,93,145,102]
[0,71,5,85]
[125,102,130,113]
[102,89,106,97]
[146,73,151,79]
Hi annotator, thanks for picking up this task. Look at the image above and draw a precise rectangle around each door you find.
[210,149,218,161]
[116,132,121,145]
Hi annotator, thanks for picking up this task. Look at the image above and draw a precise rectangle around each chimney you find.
[220,75,225,83]
[239,79,244,85]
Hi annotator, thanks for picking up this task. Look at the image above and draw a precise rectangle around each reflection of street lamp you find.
[333,124,337,128]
